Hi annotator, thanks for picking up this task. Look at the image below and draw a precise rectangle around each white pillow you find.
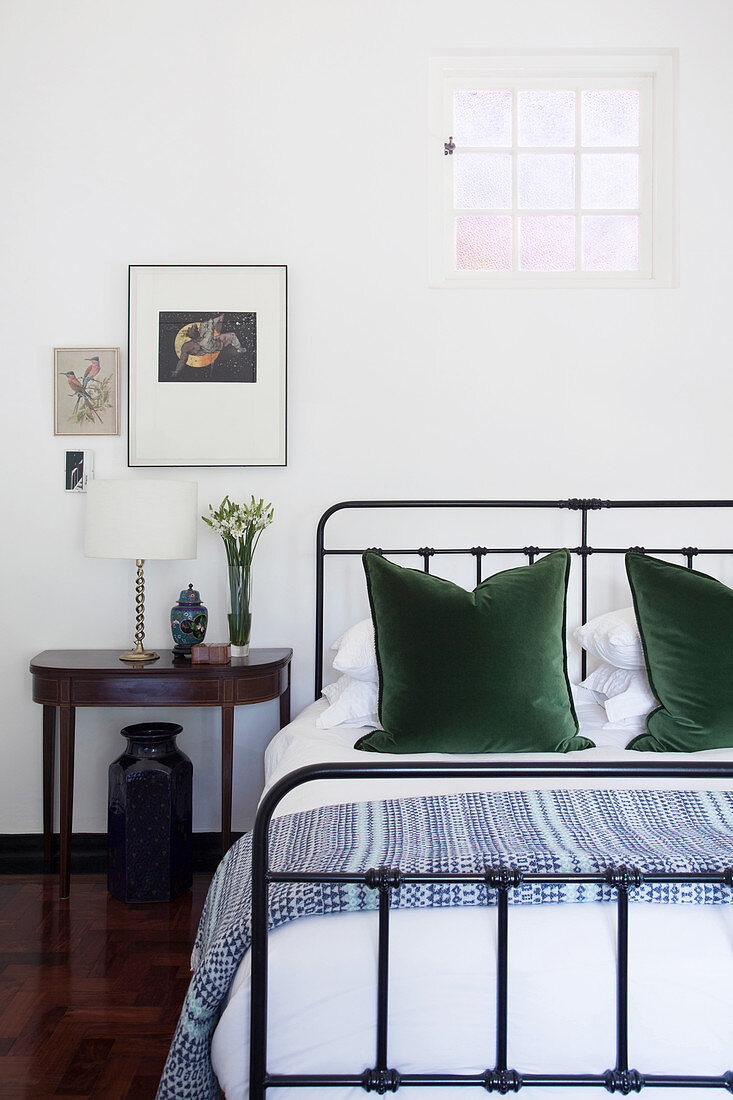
[316,674,380,730]
[574,607,644,670]
[331,618,378,682]
[581,661,657,724]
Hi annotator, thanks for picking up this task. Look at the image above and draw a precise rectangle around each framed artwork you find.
[54,348,120,436]
[64,450,94,492]
[128,265,287,467]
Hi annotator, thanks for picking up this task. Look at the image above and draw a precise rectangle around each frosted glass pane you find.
[517,91,575,147]
[582,215,639,271]
[456,216,512,270]
[454,90,512,146]
[582,90,640,147]
[518,155,575,209]
[519,216,576,270]
[454,153,512,209]
[582,154,639,209]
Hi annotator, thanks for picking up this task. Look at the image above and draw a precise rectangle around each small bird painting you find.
[54,348,118,436]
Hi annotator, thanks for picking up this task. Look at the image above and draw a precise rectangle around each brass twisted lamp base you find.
[119,559,160,662]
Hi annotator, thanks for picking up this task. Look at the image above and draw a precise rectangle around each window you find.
[429,51,677,288]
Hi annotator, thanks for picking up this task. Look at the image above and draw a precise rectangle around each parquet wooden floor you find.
[0,874,211,1099]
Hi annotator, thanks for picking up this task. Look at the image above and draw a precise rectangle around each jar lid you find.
[177,583,202,605]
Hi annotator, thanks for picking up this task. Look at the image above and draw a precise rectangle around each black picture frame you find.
[128,265,287,468]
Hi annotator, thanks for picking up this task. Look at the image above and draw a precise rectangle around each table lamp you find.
[85,479,198,662]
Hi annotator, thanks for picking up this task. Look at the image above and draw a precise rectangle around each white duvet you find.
[211,694,733,1099]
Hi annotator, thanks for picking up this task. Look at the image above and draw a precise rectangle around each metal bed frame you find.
[250,498,733,1098]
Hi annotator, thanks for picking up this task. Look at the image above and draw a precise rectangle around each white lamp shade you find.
[85,479,198,560]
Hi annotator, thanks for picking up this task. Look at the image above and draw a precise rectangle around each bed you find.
[158,499,733,1100]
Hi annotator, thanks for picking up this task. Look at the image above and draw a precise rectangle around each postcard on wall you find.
[54,348,120,436]
[128,265,287,467]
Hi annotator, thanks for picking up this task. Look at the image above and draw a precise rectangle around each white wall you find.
[1,0,731,834]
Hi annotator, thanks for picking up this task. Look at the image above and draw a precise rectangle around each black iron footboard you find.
[250,760,733,1097]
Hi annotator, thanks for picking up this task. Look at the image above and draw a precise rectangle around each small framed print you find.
[54,348,120,436]
[64,450,94,492]
[128,265,287,467]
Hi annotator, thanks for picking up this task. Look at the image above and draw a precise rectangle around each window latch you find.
[444,136,455,156]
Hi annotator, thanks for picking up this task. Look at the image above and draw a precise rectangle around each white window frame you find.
[429,49,678,289]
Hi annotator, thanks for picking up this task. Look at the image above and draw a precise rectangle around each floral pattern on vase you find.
[170,584,208,657]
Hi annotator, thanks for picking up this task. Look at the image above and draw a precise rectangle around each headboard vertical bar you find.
[581,507,589,681]
[315,510,327,699]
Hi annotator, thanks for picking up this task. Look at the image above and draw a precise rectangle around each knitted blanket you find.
[157,787,733,1099]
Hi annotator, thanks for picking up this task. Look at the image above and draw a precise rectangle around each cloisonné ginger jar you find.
[170,583,208,657]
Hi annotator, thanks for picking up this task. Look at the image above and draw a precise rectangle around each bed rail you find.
[250,760,733,1097]
[315,498,733,693]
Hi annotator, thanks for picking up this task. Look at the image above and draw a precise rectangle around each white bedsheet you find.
[211,694,733,1099]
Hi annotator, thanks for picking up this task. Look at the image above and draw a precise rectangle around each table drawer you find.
[234,670,283,704]
[72,678,222,706]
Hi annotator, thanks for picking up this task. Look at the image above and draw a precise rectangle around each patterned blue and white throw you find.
[157,787,733,1099]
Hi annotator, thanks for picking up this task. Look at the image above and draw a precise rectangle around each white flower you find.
[202,495,274,562]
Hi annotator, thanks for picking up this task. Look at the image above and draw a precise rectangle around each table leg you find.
[59,706,75,899]
[221,705,234,856]
[279,665,291,728]
[42,706,56,864]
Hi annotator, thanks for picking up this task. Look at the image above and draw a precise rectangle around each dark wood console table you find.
[30,648,293,898]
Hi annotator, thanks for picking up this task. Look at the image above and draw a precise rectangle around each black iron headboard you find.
[315,497,733,697]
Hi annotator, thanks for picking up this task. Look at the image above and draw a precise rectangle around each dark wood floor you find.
[0,874,211,1099]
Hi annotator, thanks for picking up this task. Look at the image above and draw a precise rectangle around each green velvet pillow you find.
[355,548,591,755]
[626,552,733,753]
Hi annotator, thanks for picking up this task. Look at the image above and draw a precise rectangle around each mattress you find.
[210,692,733,1099]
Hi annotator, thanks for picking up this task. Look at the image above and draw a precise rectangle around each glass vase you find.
[227,564,252,657]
